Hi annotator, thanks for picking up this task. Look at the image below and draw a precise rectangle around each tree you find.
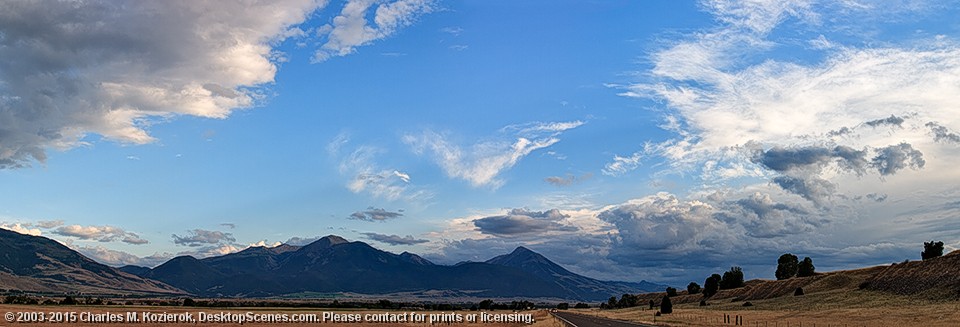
[60,296,78,305]
[556,303,569,310]
[720,267,744,290]
[776,253,799,280]
[666,287,678,297]
[479,299,493,310]
[660,295,673,314]
[921,241,944,260]
[703,274,721,297]
[687,282,701,295]
[617,293,638,308]
[607,296,617,309]
[574,303,590,309]
[797,257,815,277]
[182,298,195,306]
[648,299,655,309]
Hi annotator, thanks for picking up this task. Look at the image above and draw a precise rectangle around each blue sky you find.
[2,0,960,286]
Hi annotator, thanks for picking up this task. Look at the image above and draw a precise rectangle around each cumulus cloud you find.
[0,222,42,236]
[0,0,433,169]
[172,229,235,247]
[362,232,428,245]
[404,121,583,188]
[925,122,960,144]
[75,245,173,267]
[870,143,925,176]
[53,225,148,245]
[313,0,436,62]
[349,207,404,222]
[473,209,578,237]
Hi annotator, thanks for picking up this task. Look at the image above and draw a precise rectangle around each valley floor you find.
[584,289,960,327]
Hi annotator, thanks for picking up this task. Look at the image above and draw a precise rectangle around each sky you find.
[1,0,960,287]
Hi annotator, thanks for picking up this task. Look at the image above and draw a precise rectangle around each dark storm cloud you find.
[871,143,924,175]
[926,122,960,144]
[473,208,577,236]
[772,175,837,204]
[753,145,869,175]
[349,207,404,222]
[172,229,235,247]
[863,115,906,128]
[361,232,428,246]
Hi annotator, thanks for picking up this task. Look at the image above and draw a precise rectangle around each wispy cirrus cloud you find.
[404,121,584,188]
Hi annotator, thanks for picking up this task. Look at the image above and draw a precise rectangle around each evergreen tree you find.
[660,295,673,314]
[921,241,944,260]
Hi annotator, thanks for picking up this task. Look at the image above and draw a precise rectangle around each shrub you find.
[921,241,944,260]
[648,299,655,309]
[794,287,804,296]
[666,287,678,297]
[699,300,707,306]
[797,257,815,277]
[776,253,799,280]
[60,296,78,305]
[703,274,722,297]
[720,266,745,290]
[556,303,569,310]
[742,301,754,307]
[574,303,590,309]
[660,295,673,314]
[182,298,196,306]
[687,282,701,294]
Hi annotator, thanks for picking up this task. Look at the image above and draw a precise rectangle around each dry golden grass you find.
[580,289,960,327]
[0,304,544,326]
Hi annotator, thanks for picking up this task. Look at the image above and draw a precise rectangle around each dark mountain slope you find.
[0,228,182,295]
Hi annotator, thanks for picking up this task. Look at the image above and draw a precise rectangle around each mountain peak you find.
[300,235,349,251]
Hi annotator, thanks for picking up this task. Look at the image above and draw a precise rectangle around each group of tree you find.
[556,301,591,310]
[921,241,944,260]
[775,253,815,280]
[697,266,745,298]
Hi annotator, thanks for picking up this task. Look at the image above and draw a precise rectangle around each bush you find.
[556,303,569,310]
[687,282,701,294]
[60,296,78,305]
[699,300,707,306]
[182,298,196,306]
[794,287,804,296]
[922,241,944,260]
[742,301,754,307]
[720,266,745,290]
[797,257,815,277]
[574,303,590,309]
[703,274,722,297]
[648,299,655,309]
[660,295,672,314]
[607,296,617,309]
[666,287,677,297]
[776,253,799,280]
[617,294,638,308]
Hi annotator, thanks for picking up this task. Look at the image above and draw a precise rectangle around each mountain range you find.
[0,230,664,301]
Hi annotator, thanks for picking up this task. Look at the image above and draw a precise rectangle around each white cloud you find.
[336,145,428,201]
[75,245,173,267]
[248,240,283,248]
[0,1,327,168]
[53,224,149,245]
[602,152,642,176]
[313,0,436,62]
[0,223,42,236]
[405,121,583,188]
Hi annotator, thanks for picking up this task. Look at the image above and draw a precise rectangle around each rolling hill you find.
[0,228,182,295]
